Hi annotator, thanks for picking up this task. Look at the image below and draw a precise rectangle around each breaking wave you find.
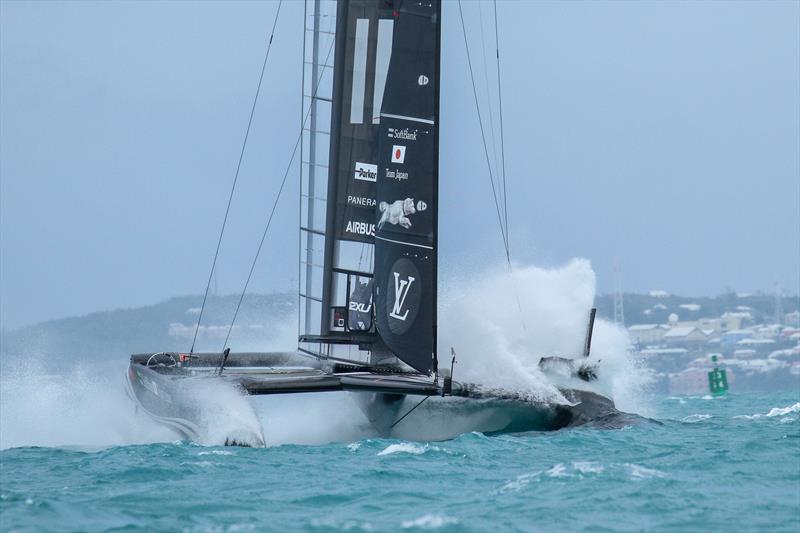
[735,403,800,420]
[377,442,440,456]
[438,259,651,414]
[496,461,666,493]
[766,403,800,417]
[682,414,713,423]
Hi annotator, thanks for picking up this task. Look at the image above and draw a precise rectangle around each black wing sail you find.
[301,0,396,358]
[327,0,396,247]
[374,0,441,374]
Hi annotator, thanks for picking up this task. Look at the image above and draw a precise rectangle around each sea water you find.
[2,261,798,531]
[1,391,799,532]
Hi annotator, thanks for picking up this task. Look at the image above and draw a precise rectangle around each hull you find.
[127,352,632,445]
[353,388,624,441]
[127,364,201,440]
[127,363,266,447]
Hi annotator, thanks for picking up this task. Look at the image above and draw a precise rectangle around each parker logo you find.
[391,145,406,164]
[354,162,377,182]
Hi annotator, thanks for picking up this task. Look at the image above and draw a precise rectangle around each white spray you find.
[0,358,176,450]
[438,259,651,414]
[0,259,650,450]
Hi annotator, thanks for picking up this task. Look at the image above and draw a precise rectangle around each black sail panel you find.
[318,0,396,341]
[327,0,396,246]
[374,1,440,374]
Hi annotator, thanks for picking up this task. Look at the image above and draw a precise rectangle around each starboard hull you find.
[353,388,627,441]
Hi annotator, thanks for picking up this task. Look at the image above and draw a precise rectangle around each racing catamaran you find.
[127,0,620,445]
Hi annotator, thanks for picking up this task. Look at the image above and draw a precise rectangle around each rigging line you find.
[493,0,509,251]
[389,395,431,428]
[457,0,509,258]
[190,0,284,354]
[221,9,339,351]
[221,143,292,352]
[478,0,502,198]
[490,1,525,332]
[507,262,528,331]
[358,243,367,272]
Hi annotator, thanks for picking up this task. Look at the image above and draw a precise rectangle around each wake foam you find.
[438,259,651,414]
[401,514,459,529]
[173,376,265,447]
[249,393,374,446]
[0,359,175,450]
[0,358,265,449]
[0,258,650,449]
[682,414,713,423]
[378,442,432,456]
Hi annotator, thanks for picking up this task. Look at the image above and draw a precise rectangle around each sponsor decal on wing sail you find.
[327,1,398,245]
[390,145,406,164]
[373,0,440,374]
[354,161,378,182]
[348,277,373,331]
[344,219,375,238]
[388,127,420,140]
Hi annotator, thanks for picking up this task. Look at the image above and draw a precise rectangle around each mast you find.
[299,0,338,354]
[299,0,441,375]
[299,0,393,364]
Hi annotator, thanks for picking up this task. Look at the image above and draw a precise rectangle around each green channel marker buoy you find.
[708,354,728,396]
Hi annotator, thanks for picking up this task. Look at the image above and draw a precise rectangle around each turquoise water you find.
[1,391,799,532]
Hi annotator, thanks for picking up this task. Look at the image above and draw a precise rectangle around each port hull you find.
[127,351,628,445]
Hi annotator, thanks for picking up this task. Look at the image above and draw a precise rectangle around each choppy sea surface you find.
[1,390,799,532]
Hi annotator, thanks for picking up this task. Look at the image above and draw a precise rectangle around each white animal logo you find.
[378,198,427,229]
[390,272,415,321]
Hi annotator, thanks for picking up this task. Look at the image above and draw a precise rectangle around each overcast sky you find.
[1,0,798,329]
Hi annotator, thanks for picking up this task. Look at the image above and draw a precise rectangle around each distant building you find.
[752,325,782,340]
[676,317,722,334]
[721,329,753,348]
[785,311,800,327]
[732,349,758,360]
[640,347,689,358]
[669,367,736,395]
[721,312,752,332]
[628,324,669,345]
[663,326,709,344]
